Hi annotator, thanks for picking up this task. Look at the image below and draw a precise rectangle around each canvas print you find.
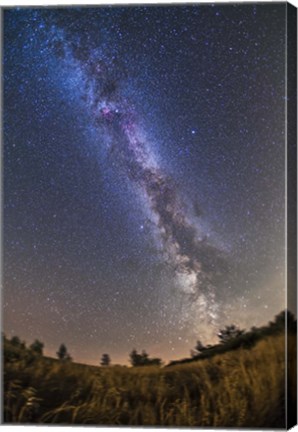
[2,2,297,428]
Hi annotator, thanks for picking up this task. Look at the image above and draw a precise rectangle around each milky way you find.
[50,31,228,331]
[3,5,287,363]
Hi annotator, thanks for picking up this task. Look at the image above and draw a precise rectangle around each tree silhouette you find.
[129,349,140,366]
[141,350,149,363]
[129,349,162,366]
[218,325,245,344]
[100,353,111,366]
[57,343,71,360]
[10,336,26,349]
[191,340,209,357]
[273,309,296,329]
[11,336,21,346]
[148,357,163,366]
[30,339,44,355]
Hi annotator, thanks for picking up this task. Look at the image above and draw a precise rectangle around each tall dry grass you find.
[3,333,288,427]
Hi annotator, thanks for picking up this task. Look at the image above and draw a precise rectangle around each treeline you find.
[3,336,163,367]
[168,309,296,367]
[129,349,163,366]
[3,337,73,363]
[3,309,296,368]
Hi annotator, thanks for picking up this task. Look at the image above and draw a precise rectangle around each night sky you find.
[3,4,287,365]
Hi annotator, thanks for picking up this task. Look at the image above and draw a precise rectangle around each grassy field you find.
[3,332,292,427]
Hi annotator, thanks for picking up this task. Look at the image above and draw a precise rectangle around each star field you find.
[3,4,287,364]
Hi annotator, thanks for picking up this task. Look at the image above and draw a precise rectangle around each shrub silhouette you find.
[30,340,44,356]
[218,325,245,343]
[56,344,72,361]
[100,353,111,366]
[129,349,162,366]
